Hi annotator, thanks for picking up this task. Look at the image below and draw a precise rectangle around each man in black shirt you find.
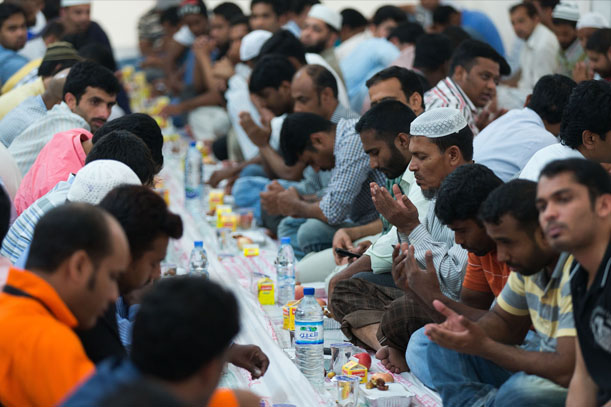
[536,158,611,406]
[60,0,112,51]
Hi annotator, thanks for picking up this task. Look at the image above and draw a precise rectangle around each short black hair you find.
[534,0,560,10]
[229,14,250,28]
[433,5,459,26]
[98,186,183,261]
[510,2,538,18]
[585,28,611,54]
[552,17,577,29]
[160,6,180,26]
[78,43,117,72]
[85,130,157,186]
[26,203,112,272]
[259,29,307,65]
[213,2,244,21]
[372,5,407,27]
[450,39,511,77]
[341,8,367,30]
[249,54,296,94]
[366,66,424,105]
[131,276,240,381]
[280,112,334,166]
[355,100,417,144]
[559,80,611,149]
[387,21,424,44]
[479,179,538,230]
[540,158,611,204]
[250,0,287,16]
[99,380,185,407]
[0,3,24,29]
[430,125,474,161]
[527,74,576,124]
[435,164,503,225]
[41,19,65,40]
[305,64,338,99]
[93,113,164,172]
[291,0,320,15]
[62,61,121,103]
[442,26,472,51]
[0,186,11,242]
[414,33,453,71]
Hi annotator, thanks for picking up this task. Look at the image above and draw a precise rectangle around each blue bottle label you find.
[294,320,323,345]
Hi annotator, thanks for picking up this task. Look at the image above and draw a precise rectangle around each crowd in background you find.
[0,0,610,406]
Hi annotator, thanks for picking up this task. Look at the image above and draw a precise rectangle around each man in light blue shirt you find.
[0,4,28,87]
[473,74,576,182]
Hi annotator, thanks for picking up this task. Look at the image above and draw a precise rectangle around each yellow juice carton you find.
[257,277,275,305]
[342,360,368,384]
[219,212,238,232]
[216,205,232,228]
[209,189,224,211]
[243,244,260,257]
[282,299,300,331]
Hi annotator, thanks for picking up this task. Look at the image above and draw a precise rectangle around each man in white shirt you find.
[474,74,576,181]
[9,61,119,175]
[520,80,611,181]
[497,2,560,110]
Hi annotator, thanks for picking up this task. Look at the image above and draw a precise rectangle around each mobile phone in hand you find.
[335,248,362,259]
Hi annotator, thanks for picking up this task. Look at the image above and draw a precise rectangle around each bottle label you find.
[294,320,323,345]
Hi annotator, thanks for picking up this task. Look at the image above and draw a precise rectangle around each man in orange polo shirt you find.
[0,202,130,407]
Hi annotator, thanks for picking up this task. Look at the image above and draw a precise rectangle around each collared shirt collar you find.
[447,77,477,114]
[526,24,546,49]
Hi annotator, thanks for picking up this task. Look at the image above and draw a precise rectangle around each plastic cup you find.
[335,375,360,406]
[330,343,354,374]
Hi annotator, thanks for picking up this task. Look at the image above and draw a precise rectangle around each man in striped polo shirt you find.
[424,39,510,135]
[425,179,575,407]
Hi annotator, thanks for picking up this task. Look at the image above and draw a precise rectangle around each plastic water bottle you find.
[275,237,295,305]
[188,241,209,278]
[295,287,324,390]
[184,141,203,201]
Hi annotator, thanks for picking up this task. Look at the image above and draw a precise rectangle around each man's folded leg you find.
[330,278,403,350]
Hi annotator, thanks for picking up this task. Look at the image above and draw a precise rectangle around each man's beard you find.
[422,187,437,200]
[304,40,326,54]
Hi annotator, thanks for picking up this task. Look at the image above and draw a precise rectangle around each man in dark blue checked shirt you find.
[274,113,386,258]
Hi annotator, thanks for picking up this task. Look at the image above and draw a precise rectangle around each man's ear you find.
[64,92,77,110]
[396,132,411,149]
[581,130,597,151]
[65,250,92,286]
[446,145,463,166]
[524,94,532,107]
[310,131,325,149]
[453,65,467,84]
[408,92,422,114]
[320,86,333,105]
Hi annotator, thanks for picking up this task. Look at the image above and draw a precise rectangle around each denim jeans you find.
[427,341,567,407]
[277,217,354,259]
[406,326,543,391]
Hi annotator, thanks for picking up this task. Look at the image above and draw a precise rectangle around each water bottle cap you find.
[280,237,291,244]
[304,287,315,296]
[194,241,203,248]
[189,141,196,147]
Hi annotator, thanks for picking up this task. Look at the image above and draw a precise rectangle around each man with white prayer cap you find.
[300,4,343,81]
[577,12,610,49]
[551,1,586,77]
[60,0,112,52]
[239,29,273,65]
[329,107,471,374]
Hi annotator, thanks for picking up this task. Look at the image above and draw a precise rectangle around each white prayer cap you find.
[577,12,610,30]
[552,2,580,22]
[240,30,273,62]
[308,4,342,32]
[61,0,91,7]
[410,108,468,138]
[67,160,141,205]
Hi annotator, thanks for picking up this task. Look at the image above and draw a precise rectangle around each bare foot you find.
[375,346,409,374]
